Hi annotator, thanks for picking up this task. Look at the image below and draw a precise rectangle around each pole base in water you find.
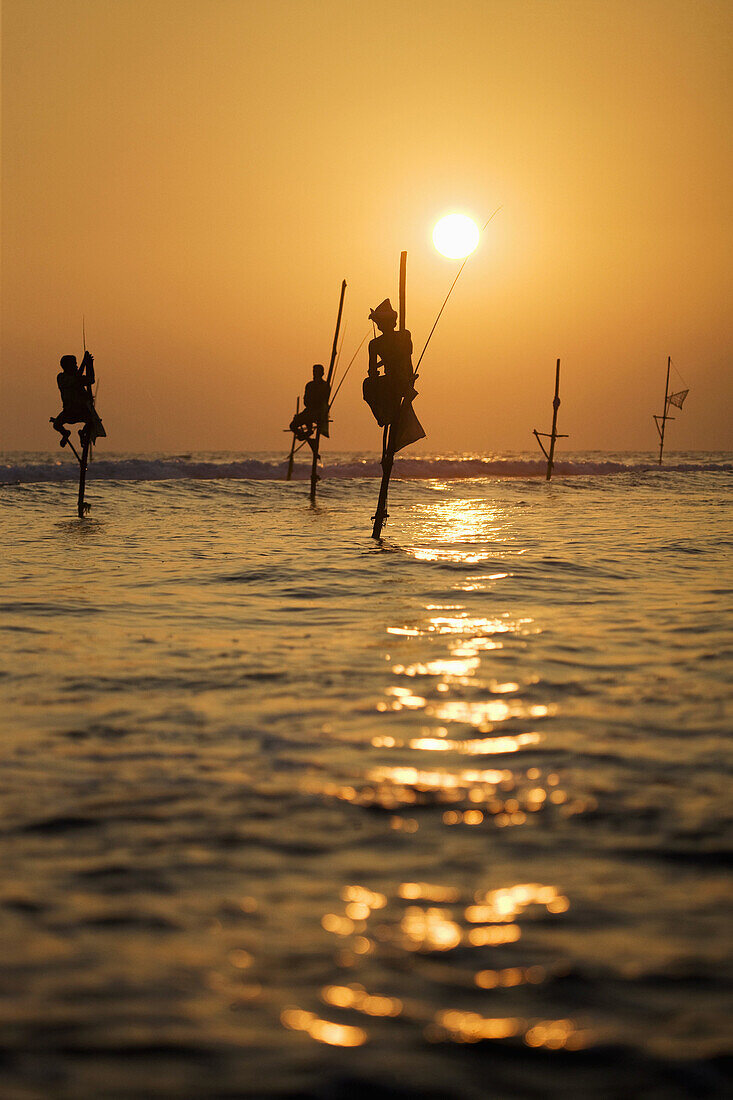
[371,448,394,539]
[77,431,91,518]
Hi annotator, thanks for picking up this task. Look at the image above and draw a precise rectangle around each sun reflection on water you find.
[411,549,494,564]
[281,1007,368,1047]
[301,759,594,826]
[282,508,593,1057]
[408,733,541,754]
[281,877,589,1054]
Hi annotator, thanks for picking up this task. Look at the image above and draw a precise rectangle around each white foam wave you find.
[2,454,731,486]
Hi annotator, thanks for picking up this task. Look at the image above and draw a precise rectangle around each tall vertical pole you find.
[308,431,319,503]
[546,358,561,481]
[658,355,671,465]
[310,280,346,504]
[372,252,406,538]
[286,397,299,480]
[77,334,93,514]
[77,433,90,517]
[326,281,347,391]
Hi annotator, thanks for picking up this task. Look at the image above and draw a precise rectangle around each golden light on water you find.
[280,877,590,1053]
[432,213,480,259]
[279,513,594,1059]
[435,1010,521,1042]
[321,985,402,1018]
[281,1007,367,1047]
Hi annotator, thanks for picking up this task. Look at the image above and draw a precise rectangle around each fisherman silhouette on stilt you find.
[50,343,106,517]
[288,363,330,452]
[51,351,106,449]
[363,298,424,456]
[364,268,426,538]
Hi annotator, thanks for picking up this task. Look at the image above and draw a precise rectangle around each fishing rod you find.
[413,205,502,378]
[333,319,348,377]
[285,396,300,480]
[84,317,100,403]
[329,331,370,410]
[309,279,346,503]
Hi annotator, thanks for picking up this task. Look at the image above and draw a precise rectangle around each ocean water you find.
[1,450,732,1100]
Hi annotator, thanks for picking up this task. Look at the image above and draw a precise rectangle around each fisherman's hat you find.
[369,299,398,324]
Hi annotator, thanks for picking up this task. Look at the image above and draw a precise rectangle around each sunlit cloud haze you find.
[2,0,731,452]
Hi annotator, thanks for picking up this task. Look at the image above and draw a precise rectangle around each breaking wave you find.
[2,453,731,486]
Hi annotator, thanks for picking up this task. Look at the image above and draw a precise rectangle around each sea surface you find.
[1,450,732,1099]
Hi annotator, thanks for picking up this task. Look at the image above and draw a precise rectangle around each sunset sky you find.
[2,0,731,453]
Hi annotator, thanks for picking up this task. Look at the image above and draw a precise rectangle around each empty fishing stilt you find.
[533,358,568,480]
[656,356,672,465]
[653,356,689,466]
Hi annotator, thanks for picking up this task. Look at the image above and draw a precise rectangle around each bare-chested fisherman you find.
[363,298,425,451]
[289,364,330,442]
[51,351,106,447]
[363,299,414,426]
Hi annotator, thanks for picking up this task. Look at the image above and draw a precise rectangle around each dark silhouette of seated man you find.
[363,299,415,428]
[363,299,424,452]
[289,364,330,442]
[51,351,106,447]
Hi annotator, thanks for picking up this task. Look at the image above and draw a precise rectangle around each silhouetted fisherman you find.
[363,299,423,451]
[51,351,106,447]
[289,363,330,443]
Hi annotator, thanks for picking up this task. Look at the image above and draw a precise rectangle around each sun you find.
[432,213,480,259]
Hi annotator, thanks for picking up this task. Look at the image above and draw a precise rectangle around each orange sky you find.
[2,0,731,453]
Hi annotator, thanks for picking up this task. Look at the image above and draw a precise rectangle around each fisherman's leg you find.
[50,413,72,446]
[290,410,315,432]
[293,416,317,442]
[307,436,320,460]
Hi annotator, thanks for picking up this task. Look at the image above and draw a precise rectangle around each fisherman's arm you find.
[81,350,95,386]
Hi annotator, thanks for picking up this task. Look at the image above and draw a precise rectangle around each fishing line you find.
[671,358,689,387]
[414,205,502,377]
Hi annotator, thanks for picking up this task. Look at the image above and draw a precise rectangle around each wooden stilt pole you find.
[310,279,346,504]
[657,355,671,465]
[308,436,319,503]
[371,427,394,539]
[533,358,568,479]
[372,251,406,539]
[286,397,299,480]
[77,431,90,517]
[546,358,561,481]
